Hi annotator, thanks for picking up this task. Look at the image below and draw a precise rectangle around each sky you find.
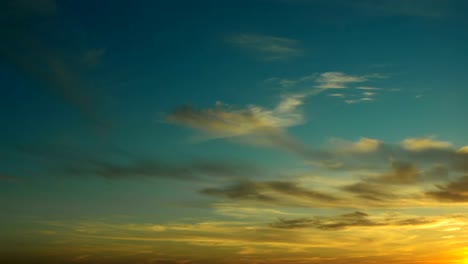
[1,0,468,263]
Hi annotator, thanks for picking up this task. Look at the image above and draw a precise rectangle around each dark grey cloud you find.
[341,182,395,201]
[270,211,434,230]
[377,160,420,184]
[426,175,468,202]
[200,180,339,204]
[425,164,450,180]
[320,142,468,185]
[340,160,420,202]
[15,142,259,181]
[66,158,257,181]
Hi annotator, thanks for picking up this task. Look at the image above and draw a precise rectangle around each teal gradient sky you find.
[1,1,468,263]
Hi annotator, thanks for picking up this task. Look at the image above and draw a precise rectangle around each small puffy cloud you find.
[228,33,303,60]
[350,138,381,153]
[330,137,381,153]
[315,72,367,89]
[401,137,453,152]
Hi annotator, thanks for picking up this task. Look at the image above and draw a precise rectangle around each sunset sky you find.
[1,0,468,263]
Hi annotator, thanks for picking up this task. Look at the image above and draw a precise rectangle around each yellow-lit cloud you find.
[401,137,453,151]
[456,146,468,154]
[167,95,305,139]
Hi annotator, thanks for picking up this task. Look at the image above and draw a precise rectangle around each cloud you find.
[66,158,261,181]
[330,137,382,153]
[401,137,453,152]
[167,70,389,156]
[302,135,468,176]
[15,141,260,181]
[228,33,303,60]
[362,92,375,96]
[166,94,327,159]
[356,86,381,90]
[0,0,108,128]
[167,95,304,139]
[426,175,468,202]
[457,146,468,154]
[315,72,367,89]
[342,182,395,201]
[340,160,421,202]
[328,93,345,97]
[378,160,420,184]
[200,179,339,205]
[270,211,435,230]
[267,72,386,104]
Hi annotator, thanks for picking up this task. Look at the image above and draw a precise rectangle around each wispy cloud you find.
[328,93,345,97]
[228,33,303,61]
[270,211,434,230]
[356,86,381,90]
[26,212,468,264]
[345,97,375,104]
[200,179,339,205]
[65,158,259,181]
[0,0,108,128]
[315,72,367,89]
[166,94,325,158]
[269,72,387,104]
[15,141,261,181]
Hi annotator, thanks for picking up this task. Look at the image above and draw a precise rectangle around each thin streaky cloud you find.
[315,72,367,89]
[356,86,382,90]
[401,137,453,152]
[0,0,108,128]
[228,33,303,61]
[270,211,436,230]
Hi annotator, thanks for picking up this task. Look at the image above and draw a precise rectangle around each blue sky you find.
[1,1,468,263]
